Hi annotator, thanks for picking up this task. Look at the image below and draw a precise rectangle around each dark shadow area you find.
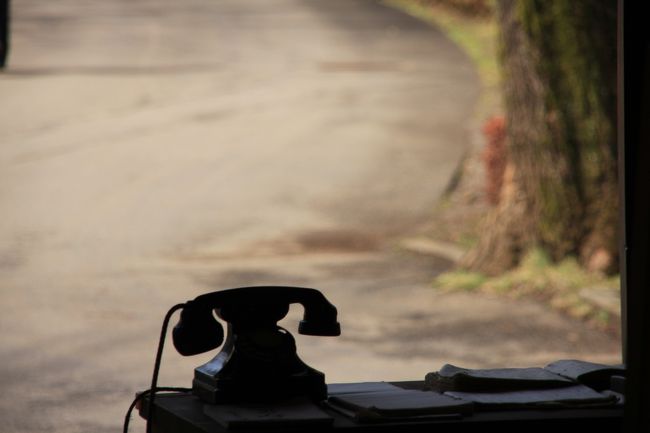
[0,0,8,69]
[2,63,222,77]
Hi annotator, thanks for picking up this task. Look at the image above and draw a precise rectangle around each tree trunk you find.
[462,0,618,275]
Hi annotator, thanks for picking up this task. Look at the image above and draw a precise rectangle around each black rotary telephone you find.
[172,286,341,403]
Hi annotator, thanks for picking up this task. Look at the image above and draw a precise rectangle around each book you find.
[544,359,625,391]
[424,361,622,410]
[326,383,473,422]
[425,364,574,392]
[327,382,402,395]
[445,384,619,409]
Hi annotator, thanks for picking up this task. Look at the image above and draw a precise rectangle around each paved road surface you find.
[0,1,620,432]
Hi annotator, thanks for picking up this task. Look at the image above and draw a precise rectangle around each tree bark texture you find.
[462,0,618,275]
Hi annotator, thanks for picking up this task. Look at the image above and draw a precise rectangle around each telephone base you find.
[193,369,328,404]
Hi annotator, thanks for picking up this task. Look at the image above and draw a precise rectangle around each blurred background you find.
[0,1,620,432]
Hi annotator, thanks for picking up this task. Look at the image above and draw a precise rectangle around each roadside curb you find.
[579,286,621,318]
[399,236,465,263]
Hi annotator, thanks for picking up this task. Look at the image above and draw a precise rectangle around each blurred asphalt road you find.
[0,1,620,432]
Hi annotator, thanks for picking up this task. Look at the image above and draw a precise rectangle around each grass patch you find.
[436,270,487,291]
[434,248,621,332]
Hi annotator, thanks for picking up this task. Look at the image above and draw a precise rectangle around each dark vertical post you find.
[0,0,9,68]
[617,0,627,370]
[621,0,650,430]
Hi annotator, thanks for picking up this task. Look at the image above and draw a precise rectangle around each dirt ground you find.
[0,1,620,432]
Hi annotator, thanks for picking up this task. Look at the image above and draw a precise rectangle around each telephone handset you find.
[172,286,341,403]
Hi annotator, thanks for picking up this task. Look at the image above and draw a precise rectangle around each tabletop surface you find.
[139,381,624,433]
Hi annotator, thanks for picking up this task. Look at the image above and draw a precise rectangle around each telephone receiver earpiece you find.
[172,301,225,356]
[171,286,340,356]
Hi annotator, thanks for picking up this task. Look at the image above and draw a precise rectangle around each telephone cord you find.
[123,303,188,433]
